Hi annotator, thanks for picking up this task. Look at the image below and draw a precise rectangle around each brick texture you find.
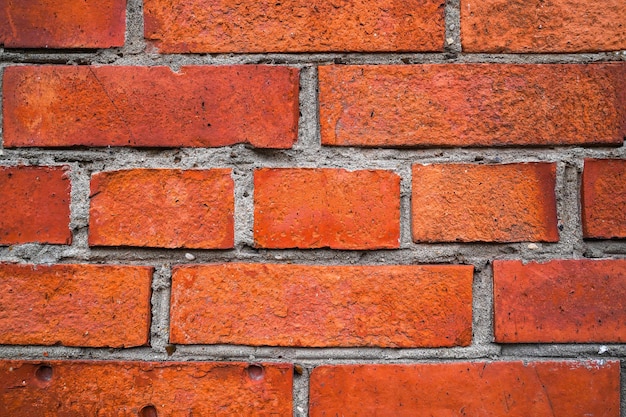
[310,361,620,416]
[582,159,626,239]
[254,168,400,249]
[412,163,559,242]
[319,63,626,147]
[0,166,71,245]
[0,264,153,348]
[144,0,445,53]
[89,169,234,249]
[494,259,626,343]
[0,0,125,49]
[461,0,626,52]
[170,263,473,347]
[3,65,299,148]
[0,360,293,416]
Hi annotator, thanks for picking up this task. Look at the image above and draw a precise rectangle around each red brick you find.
[494,259,626,343]
[171,263,473,347]
[582,159,626,239]
[0,166,71,245]
[0,0,125,49]
[0,360,292,416]
[412,163,559,242]
[3,65,299,149]
[89,169,234,249]
[144,0,444,53]
[0,264,152,348]
[461,0,626,52]
[254,168,400,249]
[310,361,620,416]
[319,64,626,147]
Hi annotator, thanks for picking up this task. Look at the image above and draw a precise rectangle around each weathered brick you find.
[254,168,400,249]
[0,360,292,416]
[144,0,444,53]
[89,169,234,249]
[3,65,299,149]
[0,166,71,245]
[319,64,626,147]
[582,159,626,239]
[0,264,152,347]
[461,0,626,52]
[310,361,620,416]
[412,163,559,242]
[494,259,626,343]
[171,263,473,347]
[0,0,125,49]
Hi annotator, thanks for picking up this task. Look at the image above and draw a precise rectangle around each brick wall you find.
[1,0,625,415]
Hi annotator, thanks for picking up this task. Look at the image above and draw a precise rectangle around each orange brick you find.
[0,360,292,416]
[412,163,559,242]
[319,64,626,147]
[310,361,620,416]
[494,259,626,343]
[89,169,234,249]
[0,264,152,348]
[170,263,473,347]
[254,168,400,249]
[0,166,71,245]
[461,0,626,52]
[582,159,626,239]
[144,0,444,53]
[0,0,125,48]
[3,65,299,149]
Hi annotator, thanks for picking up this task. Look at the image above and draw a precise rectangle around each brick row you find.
[3,161,624,248]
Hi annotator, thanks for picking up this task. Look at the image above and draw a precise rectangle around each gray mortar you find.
[1,0,625,415]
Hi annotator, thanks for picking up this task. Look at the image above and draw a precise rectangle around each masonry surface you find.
[1,0,625,415]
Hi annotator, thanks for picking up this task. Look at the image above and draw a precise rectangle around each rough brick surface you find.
[0,0,125,49]
[310,361,620,416]
[319,64,626,147]
[170,263,473,347]
[0,166,71,245]
[3,65,299,148]
[254,168,400,249]
[582,159,626,239]
[461,0,626,52]
[0,360,293,416]
[144,0,444,53]
[412,163,559,242]
[89,169,234,249]
[0,264,153,348]
[494,259,626,343]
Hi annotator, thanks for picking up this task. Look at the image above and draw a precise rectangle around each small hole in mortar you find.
[139,405,158,417]
[35,365,53,382]
[247,364,265,381]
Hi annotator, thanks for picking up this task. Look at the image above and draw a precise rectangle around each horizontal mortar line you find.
[0,345,622,363]
[1,147,625,164]
[1,51,625,66]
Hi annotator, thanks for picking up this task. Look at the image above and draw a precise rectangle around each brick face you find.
[0,361,293,416]
[0,264,153,348]
[461,0,626,52]
[582,159,626,239]
[89,169,234,249]
[0,0,125,49]
[170,263,473,348]
[494,259,626,343]
[412,163,559,242]
[0,166,71,245]
[3,65,299,149]
[310,361,620,416]
[254,168,401,249]
[144,0,445,53]
[319,64,626,147]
